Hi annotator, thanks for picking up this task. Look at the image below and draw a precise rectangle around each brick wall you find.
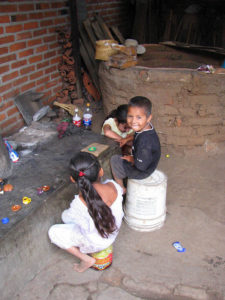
[0,0,130,137]
[0,0,70,136]
[86,0,131,36]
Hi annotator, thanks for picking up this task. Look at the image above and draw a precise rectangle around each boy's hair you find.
[104,104,128,124]
[128,96,152,117]
[70,152,117,238]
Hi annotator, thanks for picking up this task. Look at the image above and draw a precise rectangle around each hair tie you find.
[78,171,85,177]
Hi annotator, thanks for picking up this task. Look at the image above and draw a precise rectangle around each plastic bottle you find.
[73,108,81,127]
[83,102,92,130]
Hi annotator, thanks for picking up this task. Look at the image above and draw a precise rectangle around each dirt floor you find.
[10,101,225,300]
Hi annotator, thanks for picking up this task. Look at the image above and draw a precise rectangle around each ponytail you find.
[70,152,117,238]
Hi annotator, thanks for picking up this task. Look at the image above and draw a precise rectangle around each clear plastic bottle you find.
[73,108,81,127]
[83,103,92,130]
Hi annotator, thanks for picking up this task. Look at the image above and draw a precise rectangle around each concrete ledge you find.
[0,130,120,300]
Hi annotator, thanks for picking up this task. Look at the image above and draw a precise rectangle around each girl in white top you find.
[48,152,124,272]
[101,104,134,155]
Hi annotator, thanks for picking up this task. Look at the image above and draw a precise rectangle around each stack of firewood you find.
[56,28,78,103]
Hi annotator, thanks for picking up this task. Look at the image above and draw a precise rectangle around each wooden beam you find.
[110,25,125,44]
[80,38,101,94]
[83,18,97,48]
[95,13,114,40]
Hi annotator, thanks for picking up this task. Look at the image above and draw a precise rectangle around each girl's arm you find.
[119,133,134,147]
[103,124,122,141]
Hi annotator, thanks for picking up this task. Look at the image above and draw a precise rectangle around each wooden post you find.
[69,0,82,99]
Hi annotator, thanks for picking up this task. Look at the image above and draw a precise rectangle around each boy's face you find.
[127,106,152,132]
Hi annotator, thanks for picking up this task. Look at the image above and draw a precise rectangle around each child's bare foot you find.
[73,256,96,272]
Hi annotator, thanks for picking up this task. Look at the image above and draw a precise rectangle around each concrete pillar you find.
[0,135,12,178]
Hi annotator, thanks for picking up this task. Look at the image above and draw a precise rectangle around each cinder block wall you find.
[0,1,70,136]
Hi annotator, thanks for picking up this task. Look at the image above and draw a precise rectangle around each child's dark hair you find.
[104,104,128,124]
[128,96,152,117]
[70,152,117,238]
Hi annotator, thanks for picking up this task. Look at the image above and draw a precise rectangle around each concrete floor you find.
[3,103,225,300]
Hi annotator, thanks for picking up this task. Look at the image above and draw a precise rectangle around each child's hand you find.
[121,155,134,165]
[119,138,127,147]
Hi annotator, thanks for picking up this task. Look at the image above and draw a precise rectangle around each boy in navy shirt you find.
[110,96,161,194]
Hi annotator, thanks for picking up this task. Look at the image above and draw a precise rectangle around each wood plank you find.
[79,23,97,69]
[83,18,97,48]
[91,20,105,40]
[160,41,225,56]
[110,25,125,44]
[80,38,101,94]
[95,13,114,40]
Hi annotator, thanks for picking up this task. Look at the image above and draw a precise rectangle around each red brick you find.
[2,118,25,136]
[2,71,19,83]
[1,116,18,129]
[21,81,35,93]
[43,35,57,43]
[0,35,15,45]
[0,82,12,94]
[44,50,56,60]
[0,113,7,122]
[0,4,17,13]
[44,11,57,18]
[40,20,54,27]
[49,42,59,50]
[0,47,8,55]
[7,106,19,117]
[2,88,19,101]
[37,61,49,69]
[10,42,26,52]
[11,59,27,69]
[18,4,35,11]
[20,66,35,75]
[51,72,60,80]
[37,3,50,10]
[18,49,33,58]
[29,54,42,64]
[0,27,3,34]
[36,85,45,92]
[48,27,60,34]
[13,76,29,86]
[30,70,43,80]
[50,56,61,65]
[16,31,32,41]
[54,17,67,25]
[36,45,48,53]
[45,80,57,89]
[27,38,42,47]
[29,12,44,19]
[11,14,28,22]
[37,76,50,85]
[0,15,10,23]
[0,100,14,111]
[51,2,64,9]
[45,66,57,74]
[33,28,47,37]
[0,54,17,64]
[0,65,9,74]
[6,24,23,33]
[24,22,39,30]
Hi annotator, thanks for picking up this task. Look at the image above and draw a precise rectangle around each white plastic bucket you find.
[124,170,167,232]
